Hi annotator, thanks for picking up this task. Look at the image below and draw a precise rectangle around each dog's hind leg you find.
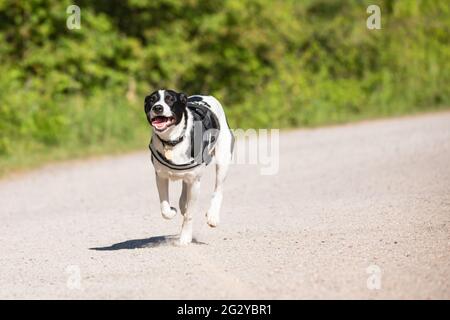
[206,134,232,227]
[155,173,177,220]
[178,178,200,246]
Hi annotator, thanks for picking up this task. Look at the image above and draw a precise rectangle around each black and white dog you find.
[144,89,234,245]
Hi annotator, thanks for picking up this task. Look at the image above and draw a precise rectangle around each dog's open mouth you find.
[151,116,175,131]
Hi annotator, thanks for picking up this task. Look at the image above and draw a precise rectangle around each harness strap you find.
[149,142,203,170]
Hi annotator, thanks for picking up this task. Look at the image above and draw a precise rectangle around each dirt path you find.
[1,112,449,299]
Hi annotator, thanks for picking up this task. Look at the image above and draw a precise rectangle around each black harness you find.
[149,98,221,170]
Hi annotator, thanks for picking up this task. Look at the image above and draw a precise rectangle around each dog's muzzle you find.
[152,104,164,115]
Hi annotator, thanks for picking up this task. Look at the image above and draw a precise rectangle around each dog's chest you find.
[152,157,205,182]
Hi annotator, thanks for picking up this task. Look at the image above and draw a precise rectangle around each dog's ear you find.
[179,92,188,105]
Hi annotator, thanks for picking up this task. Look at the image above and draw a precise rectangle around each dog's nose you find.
[152,105,163,114]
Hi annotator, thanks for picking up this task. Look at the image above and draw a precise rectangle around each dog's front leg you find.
[178,178,200,246]
[155,173,177,219]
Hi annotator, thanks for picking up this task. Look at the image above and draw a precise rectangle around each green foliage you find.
[0,0,449,171]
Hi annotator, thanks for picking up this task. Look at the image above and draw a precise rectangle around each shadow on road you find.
[90,234,207,251]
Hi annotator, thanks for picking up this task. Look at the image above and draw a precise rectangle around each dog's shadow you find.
[90,234,206,251]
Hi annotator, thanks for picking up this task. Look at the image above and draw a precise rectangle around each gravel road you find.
[1,112,449,299]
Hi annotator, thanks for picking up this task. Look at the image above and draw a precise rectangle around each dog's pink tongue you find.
[152,117,166,124]
[152,117,168,130]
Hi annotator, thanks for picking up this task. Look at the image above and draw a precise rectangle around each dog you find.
[144,89,234,245]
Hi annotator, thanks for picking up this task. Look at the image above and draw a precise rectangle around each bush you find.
[0,0,449,168]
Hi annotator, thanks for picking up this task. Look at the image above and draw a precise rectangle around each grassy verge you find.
[1,106,449,180]
[0,130,149,179]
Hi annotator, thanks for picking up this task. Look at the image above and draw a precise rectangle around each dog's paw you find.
[177,233,192,246]
[161,207,177,220]
[206,211,220,228]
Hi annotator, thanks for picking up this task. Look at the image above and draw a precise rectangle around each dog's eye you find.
[145,95,154,103]
[165,95,174,103]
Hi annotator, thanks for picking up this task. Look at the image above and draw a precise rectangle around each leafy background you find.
[0,0,449,174]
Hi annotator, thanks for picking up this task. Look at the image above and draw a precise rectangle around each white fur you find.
[150,93,233,246]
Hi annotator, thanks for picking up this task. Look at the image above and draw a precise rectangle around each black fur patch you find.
[187,96,203,103]
[164,90,187,125]
[144,91,160,115]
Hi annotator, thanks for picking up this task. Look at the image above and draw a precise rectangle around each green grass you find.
[0,131,148,178]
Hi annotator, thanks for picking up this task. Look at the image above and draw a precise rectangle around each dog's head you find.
[144,89,188,132]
